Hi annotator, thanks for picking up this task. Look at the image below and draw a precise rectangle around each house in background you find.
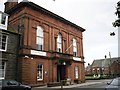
[85,63,92,75]
[85,57,120,78]
[4,0,85,85]
[0,11,20,80]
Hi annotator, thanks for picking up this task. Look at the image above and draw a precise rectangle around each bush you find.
[85,76,100,80]
[85,75,112,80]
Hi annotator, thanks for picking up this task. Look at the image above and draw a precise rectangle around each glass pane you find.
[0,41,2,46]
[9,81,19,85]
[1,14,6,25]
[2,35,6,42]
[0,62,5,78]
[36,44,43,50]
[73,38,77,47]
[37,26,43,37]
[57,33,62,51]
[0,45,2,49]
[73,47,77,52]
[75,66,79,79]
[58,43,61,48]
[36,26,44,51]
[111,79,119,86]
[73,38,77,53]
[37,37,43,45]
[2,43,6,50]
[57,33,62,43]
[37,64,43,80]
[0,35,2,41]
[37,37,41,44]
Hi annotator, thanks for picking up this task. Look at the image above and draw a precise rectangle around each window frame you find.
[57,33,62,52]
[75,66,79,79]
[1,13,6,25]
[73,38,77,56]
[0,62,6,79]
[37,64,43,81]
[0,34,8,51]
[0,13,8,30]
[36,26,44,51]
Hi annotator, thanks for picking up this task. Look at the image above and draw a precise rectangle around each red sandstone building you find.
[5,0,85,85]
[85,57,120,77]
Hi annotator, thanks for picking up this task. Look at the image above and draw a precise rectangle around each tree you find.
[113,1,120,27]
[111,1,120,36]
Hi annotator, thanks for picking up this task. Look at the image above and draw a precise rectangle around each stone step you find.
[47,82,62,87]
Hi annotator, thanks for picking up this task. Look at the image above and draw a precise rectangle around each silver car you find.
[105,77,120,90]
[0,80,31,90]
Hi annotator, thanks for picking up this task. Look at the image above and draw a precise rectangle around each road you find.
[75,81,107,90]
[32,79,111,90]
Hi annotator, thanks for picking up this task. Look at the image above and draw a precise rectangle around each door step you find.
[47,82,62,87]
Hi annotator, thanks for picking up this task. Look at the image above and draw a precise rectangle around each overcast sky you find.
[0,0,119,66]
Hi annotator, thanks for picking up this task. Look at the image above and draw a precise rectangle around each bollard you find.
[61,80,63,89]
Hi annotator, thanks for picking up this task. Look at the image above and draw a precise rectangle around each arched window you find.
[73,38,77,56]
[57,33,62,52]
[36,26,44,50]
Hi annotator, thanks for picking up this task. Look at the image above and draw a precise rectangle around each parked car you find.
[105,77,120,90]
[0,80,31,90]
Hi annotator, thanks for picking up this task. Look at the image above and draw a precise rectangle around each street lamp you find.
[110,32,115,36]
[104,55,107,76]
[102,67,104,76]
[105,55,107,59]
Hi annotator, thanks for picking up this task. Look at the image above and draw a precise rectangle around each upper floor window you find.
[1,14,6,25]
[0,12,8,30]
[0,34,8,51]
[57,33,62,52]
[73,38,77,56]
[36,26,44,51]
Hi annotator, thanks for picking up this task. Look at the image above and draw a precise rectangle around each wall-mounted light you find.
[24,55,29,59]
[31,57,33,59]
[110,32,115,36]
[63,62,66,65]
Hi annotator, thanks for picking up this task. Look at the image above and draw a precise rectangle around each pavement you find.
[33,79,112,89]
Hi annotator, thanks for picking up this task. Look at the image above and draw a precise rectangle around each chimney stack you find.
[4,0,18,13]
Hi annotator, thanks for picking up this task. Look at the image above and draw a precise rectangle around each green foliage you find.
[85,76,100,80]
[85,75,111,80]
[113,19,120,27]
[113,1,120,27]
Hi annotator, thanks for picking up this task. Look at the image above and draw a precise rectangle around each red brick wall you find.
[8,4,85,85]
[8,7,84,57]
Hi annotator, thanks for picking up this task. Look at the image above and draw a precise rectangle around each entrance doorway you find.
[57,65,66,82]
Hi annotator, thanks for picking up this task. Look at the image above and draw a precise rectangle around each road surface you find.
[32,79,111,90]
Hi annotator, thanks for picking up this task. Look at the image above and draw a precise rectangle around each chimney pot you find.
[4,0,18,13]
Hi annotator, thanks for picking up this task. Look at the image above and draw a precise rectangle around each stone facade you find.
[1,29,20,80]
[5,1,85,85]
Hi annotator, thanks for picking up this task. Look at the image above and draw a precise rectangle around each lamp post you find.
[116,60,120,77]
[104,55,107,76]
[102,67,104,77]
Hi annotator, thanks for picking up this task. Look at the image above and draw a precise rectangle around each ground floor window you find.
[37,64,43,81]
[0,62,6,79]
[75,66,79,79]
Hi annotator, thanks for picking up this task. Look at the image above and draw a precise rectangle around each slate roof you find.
[91,57,120,68]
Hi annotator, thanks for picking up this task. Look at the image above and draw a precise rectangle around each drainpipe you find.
[16,33,21,81]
